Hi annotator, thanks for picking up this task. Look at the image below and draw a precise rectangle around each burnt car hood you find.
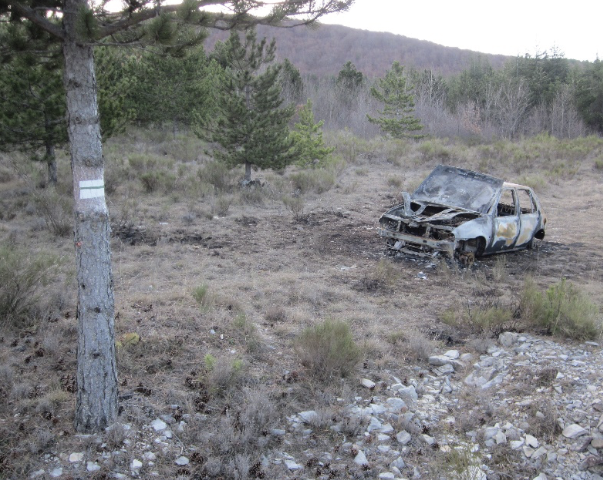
[411,165,504,215]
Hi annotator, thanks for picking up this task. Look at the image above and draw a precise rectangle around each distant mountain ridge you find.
[203,23,510,78]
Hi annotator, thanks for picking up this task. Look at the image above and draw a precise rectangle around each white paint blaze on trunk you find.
[63,0,118,432]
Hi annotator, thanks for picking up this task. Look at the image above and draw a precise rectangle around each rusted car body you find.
[379,165,546,261]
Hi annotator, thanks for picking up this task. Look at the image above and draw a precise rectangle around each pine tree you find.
[279,58,304,105]
[121,45,223,133]
[368,61,423,139]
[575,59,603,134]
[0,24,66,184]
[291,99,334,168]
[0,33,129,184]
[0,0,354,433]
[200,29,296,182]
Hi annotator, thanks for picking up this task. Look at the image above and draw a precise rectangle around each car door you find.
[516,188,540,248]
[491,187,520,251]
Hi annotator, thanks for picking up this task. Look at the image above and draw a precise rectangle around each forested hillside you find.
[203,23,511,77]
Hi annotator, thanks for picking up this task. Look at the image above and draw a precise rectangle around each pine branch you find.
[5,2,65,40]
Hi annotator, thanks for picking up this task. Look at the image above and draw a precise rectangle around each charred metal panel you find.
[412,164,504,214]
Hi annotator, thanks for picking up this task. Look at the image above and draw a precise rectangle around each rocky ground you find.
[24,331,603,480]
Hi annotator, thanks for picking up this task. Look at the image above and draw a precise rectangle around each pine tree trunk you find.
[63,0,118,433]
[244,161,252,182]
[45,142,57,185]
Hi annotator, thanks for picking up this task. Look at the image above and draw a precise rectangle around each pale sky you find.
[320,0,601,62]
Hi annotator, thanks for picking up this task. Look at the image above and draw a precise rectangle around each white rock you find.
[49,468,63,478]
[510,439,525,450]
[532,447,547,459]
[370,403,386,414]
[386,397,406,411]
[434,364,455,375]
[143,452,157,461]
[481,373,505,390]
[464,372,488,388]
[367,416,383,432]
[175,456,189,466]
[30,470,45,478]
[562,424,588,438]
[353,450,368,466]
[298,410,318,423]
[499,332,519,347]
[131,459,143,470]
[397,386,418,403]
[462,466,486,480]
[380,423,394,434]
[428,355,451,366]
[396,430,411,445]
[460,353,474,362]
[532,473,548,480]
[591,438,603,448]
[525,434,540,448]
[284,459,302,471]
[69,452,84,463]
[151,419,167,432]
[361,378,376,389]
[378,473,395,479]
[444,350,460,359]
[494,430,507,444]
[86,462,101,472]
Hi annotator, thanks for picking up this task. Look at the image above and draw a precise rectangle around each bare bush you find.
[0,243,58,327]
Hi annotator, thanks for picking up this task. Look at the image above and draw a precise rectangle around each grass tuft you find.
[520,277,601,340]
[295,319,362,381]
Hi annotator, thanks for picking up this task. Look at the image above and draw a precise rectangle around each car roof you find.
[503,182,533,190]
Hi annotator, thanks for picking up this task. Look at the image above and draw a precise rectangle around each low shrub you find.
[192,284,213,311]
[288,169,336,194]
[202,354,245,396]
[418,138,452,161]
[440,299,515,335]
[232,313,261,353]
[282,194,304,219]
[520,277,601,340]
[295,319,362,381]
[0,243,58,327]
[140,170,176,193]
[212,194,233,216]
[31,187,72,237]
[198,161,233,192]
[359,259,400,291]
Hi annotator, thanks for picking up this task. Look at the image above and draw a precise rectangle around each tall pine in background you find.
[199,28,296,182]
[0,24,66,184]
[368,61,423,138]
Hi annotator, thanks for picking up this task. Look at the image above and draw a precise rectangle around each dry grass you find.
[0,130,602,477]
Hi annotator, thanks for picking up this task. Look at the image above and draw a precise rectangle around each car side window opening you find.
[517,189,536,214]
[497,189,516,217]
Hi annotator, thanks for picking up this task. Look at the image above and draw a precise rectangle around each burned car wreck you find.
[379,165,546,262]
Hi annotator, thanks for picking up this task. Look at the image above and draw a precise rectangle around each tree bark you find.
[63,0,118,433]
